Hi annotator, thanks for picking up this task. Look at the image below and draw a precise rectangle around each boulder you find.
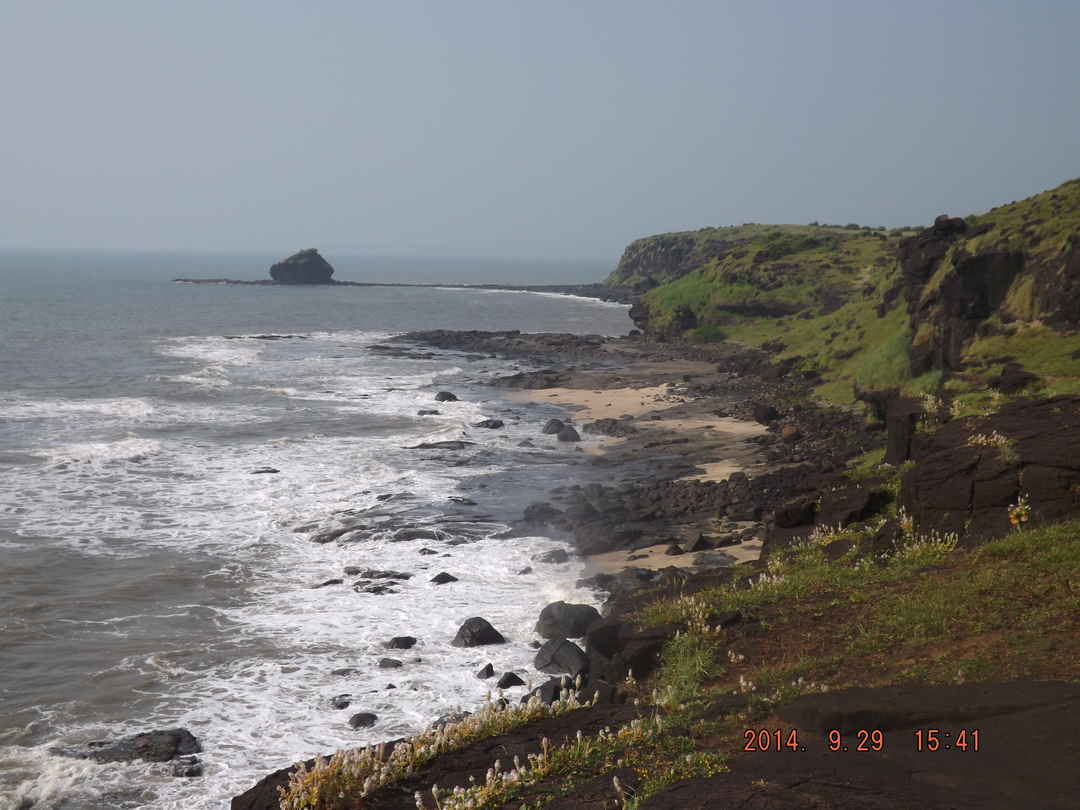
[435,391,459,402]
[385,636,417,650]
[522,675,574,706]
[534,639,589,678]
[472,419,504,429]
[532,548,570,564]
[451,617,506,647]
[329,694,352,710]
[346,568,412,580]
[405,440,474,450]
[585,620,673,684]
[269,248,334,284]
[534,601,602,639]
[251,467,280,474]
[752,403,780,425]
[310,578,344,589]
[377,658,402,669]
[542,418,565,435]
[417,409,440,415]
[496,672,526,689]
[348,712,377,729]
[392,528,439,542]
[56,727,201,764]
[430,572,458,584]
[523,501,562,525]
[582,418,638,437]
[476,663,495,679]
[557,426,581,442]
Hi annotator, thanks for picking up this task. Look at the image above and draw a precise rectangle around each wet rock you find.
[535,601,602,640]
[386,636,417,650]
[348,712,377,729]
[517,566,533,575]
[418,547,439,555]
[523,501,562,525]
[496,672,526,689]
[250,467,280,475]
[309,525,361,545]
[417,409,440,415]
[354,582,397,595]
[472,419,504,429]
[517,439,536,447]
[349,568,412,580]
[476,663,495,679]
[331,667,357,676]
[451,617,506,647]
[447,496,477,505]
[532,548,570,564]
[57,727,201,764]
[378,658,403,669]
[310,578,344,589]
[405,440,475,450]
[329,694,352,710]
[534,639,589,678]
[542,418,565,435]
[557,425,581,442]
[172,755,203,778]
[434,391,458,402]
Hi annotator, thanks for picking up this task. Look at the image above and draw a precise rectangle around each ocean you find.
[0,250,632,809]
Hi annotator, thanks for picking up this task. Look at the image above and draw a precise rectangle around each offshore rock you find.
[451,617,506,647]
[55,727,201,764]
[268,249,334,284]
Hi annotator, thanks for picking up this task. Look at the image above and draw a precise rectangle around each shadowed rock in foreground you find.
[269,248,335,284]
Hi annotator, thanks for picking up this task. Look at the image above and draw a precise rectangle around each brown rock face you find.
[269,249,335,284]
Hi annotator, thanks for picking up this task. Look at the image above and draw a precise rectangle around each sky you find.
[2,0,1078,261]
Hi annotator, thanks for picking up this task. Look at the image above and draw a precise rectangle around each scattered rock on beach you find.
[476,663,495,679]
[451,617,506,647]
[348,712,377,729]
[378,658,403,669]
[582,418,638,437]
[542,418,565,435]
[532,548,570,564]
[435,391,458,402]
[497,672,526,689]
[329,694,352,710]
[472,419,504,429]
[556,425,581,442]
[386,636,417,649]
[535,601,602,639]
[430,572,458,584]
[534,639,589,677]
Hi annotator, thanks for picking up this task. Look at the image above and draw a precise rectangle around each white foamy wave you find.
[160,337,264,368]
[0,397,155,421]
[0,745,125,810]
[42,437,164,466]
[431,286,631,309]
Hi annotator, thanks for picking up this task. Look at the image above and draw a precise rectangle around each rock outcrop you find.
[269,249,335,284]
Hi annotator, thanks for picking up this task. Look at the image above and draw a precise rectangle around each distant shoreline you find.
[171,278,637,305]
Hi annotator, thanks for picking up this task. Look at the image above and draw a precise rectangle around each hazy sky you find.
[3,0,1078,260]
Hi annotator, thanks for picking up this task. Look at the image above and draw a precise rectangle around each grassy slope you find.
[616,178,1080,409]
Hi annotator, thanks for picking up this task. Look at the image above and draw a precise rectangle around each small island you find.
[268,248,335,284]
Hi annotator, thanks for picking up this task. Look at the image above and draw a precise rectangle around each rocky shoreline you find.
[229,328,888,809]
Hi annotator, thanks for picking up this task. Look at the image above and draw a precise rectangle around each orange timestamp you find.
[742,728,982,753]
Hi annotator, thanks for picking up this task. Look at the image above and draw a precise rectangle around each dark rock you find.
[377,658,403,669]
[385,636,417,650]
[585,620,672,684]
[517,439,536,447]
[476,663,495,679]
[517,566,533,575]
[434,391,458,402]
[330,667,357,676]
[310,578,344,589]
[349,568,412,580]
[523,501,562,525]
[57,728,201,764]
[557,425,581,442]
[417,409,440,415]
[418,547,438,555]
[534,639,589,677]
[523,675,574,705]
[171,755,203,778]
[347,712,377,729]
[988,362,1038,394]
[752,402,780,424]
[685,534,713,552]
[472,419,504,429]
[774,495,817,528]
[355,582,397,595]
[582,418,638,437]
[532,548,570,564]
[885,396,922,465]
[405,440,475,450]
[542,418,565,435]
[447,496,477,505]
[534,601,602,639]
[816,485,889,529]
[250,467,280,474]
[496,672,526,689]
[451,617,506,647]
[664,542,685,556]
[430,572,458,584]
[780,425,802,443]
[329,694,352,710]
[269,248,334,284]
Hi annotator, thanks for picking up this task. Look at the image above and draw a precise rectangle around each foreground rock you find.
[450,617,505,647]
[269,248,334,284]
[533,638,589,677]
[56,727,201,765]
[534,601,601,639]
